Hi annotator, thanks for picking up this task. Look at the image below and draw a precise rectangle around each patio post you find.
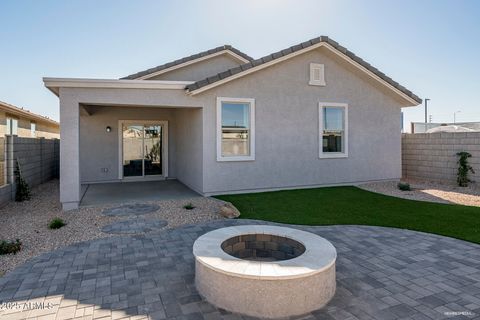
[59,90,81,210]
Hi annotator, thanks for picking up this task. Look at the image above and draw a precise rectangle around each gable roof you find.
[0,100,59,126]
[121,45,254,80]
[186,36,421,105]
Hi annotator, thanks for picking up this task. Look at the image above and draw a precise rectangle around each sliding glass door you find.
[122,122,165,178]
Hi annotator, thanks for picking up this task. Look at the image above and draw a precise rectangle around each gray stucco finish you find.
[58,45,410,208]
[1,220,479,319]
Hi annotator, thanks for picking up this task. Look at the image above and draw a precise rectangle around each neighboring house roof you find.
[186,36,422,105]
[121,45,254,80]
[0,101,59,126]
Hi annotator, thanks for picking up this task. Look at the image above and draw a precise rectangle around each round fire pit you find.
[193,225,337,318]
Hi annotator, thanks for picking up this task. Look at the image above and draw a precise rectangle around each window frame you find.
[30,121,36,137]
[216,97,255,162]
[319,102,348,159]
[6,117,18,135]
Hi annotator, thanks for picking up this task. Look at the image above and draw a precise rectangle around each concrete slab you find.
[80,180,200,207]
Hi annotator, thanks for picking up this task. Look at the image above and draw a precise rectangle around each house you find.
[0,101,59,139]
[44,36,421,210]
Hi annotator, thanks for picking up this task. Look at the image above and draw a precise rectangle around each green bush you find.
[397,182,411,191]
[0,239,22,255]
[15,160,31,202]
[457,151,475,187]
[183,203,195,210]
[49,217,66,229]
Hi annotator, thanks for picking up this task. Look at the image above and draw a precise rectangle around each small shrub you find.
[457,151,475,187]
[15,160,31,202]
[183,203,195,210]
[397,182,411,191]
[49,217,66,229]
[0,239,22,255]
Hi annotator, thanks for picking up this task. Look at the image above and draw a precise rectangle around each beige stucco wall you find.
[148,54,244,81]
[0,110,59,139]
[58,45,411,209]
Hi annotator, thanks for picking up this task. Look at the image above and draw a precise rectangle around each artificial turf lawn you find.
[215,186,480,244]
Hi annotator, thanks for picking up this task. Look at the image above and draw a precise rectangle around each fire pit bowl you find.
[193,225,337,318]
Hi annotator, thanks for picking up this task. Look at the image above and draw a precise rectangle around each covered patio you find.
[43,78,205,210]
[80,180,201,207]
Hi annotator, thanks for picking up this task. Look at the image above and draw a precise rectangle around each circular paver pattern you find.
[1,220,479,320]
[102,203,160,216]
[101,218,168,234]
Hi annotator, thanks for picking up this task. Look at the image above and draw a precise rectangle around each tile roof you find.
[186,36,422,104]
[0,100,59,125]
[121,45,254,80]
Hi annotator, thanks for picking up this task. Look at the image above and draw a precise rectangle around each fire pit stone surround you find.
[193,225,337,318]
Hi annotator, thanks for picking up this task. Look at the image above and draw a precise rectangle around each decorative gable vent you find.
[309,63,326,86]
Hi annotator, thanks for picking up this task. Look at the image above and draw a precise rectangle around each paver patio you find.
[1,219,479,319]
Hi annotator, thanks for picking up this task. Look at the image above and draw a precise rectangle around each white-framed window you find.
[30,122,36,137]
[319,102,348,158]
[6,117,18,135]
[216,97,255,161]
[309,63,326,86]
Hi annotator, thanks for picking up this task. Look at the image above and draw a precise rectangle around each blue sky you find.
[1,0,479,130]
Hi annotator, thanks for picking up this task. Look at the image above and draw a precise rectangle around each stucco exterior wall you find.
[34,122,60,139]
[148,54,244,81]
[80,106,177,183]
[0,111,59,139]
[198,47,405,194]
[57,45,409,209]
[174,108,203,192]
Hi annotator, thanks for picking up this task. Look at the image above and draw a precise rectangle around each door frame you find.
[118,120,169,180]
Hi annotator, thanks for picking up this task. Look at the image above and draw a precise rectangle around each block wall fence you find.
[402,132,480,183]
[0,136,59,206]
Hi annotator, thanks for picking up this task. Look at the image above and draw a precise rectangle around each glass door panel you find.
[122,123,164,178]
[123,125,144,177]
[144,125,162,176]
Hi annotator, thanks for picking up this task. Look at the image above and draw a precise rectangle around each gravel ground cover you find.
[359,179,480,207]
[0,180,224,275]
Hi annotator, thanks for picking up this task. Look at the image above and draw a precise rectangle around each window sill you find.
[309,81,326,86]
[217,156,255,162]
[319,153,348,159]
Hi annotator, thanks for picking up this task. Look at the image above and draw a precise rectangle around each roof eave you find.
[0,101,59,126]
[43,78,194,97]
[186,40,422,106]
[121,45,253,80]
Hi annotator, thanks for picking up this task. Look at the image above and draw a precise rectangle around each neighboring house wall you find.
[402,132,480,183]
[0,110,60,139]
[147,54,244,81]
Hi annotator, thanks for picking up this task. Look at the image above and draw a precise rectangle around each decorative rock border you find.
[101,219,168,234]
[193,225,337,318]
[102,203,160,216]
